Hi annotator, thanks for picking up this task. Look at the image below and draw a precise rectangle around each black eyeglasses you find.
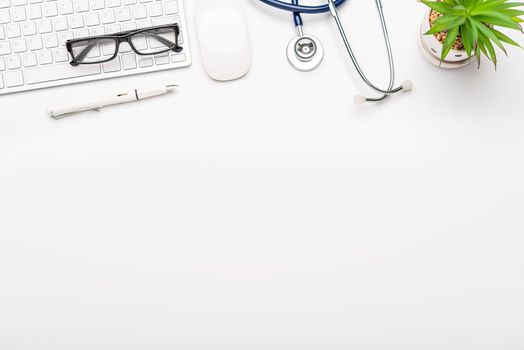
[66,24,183,66]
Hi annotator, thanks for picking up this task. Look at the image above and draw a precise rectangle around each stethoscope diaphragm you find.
[286,34,324,72]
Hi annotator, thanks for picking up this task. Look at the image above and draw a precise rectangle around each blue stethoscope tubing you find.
[258,0,412,103]
[261,0,347,27]
[259,0,347,14]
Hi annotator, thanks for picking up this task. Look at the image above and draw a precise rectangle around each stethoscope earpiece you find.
[354,95,367,105]
[401,80,414,92]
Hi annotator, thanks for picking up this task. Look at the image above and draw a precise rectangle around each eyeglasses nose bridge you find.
[117,36,129,45]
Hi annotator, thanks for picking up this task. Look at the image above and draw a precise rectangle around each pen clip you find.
[51,105,102,119]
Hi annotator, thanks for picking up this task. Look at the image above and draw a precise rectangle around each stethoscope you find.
[258,0,413,104]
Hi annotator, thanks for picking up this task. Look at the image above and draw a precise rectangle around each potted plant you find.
[419,0,524,68]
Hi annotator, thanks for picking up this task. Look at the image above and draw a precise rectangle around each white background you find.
[1,0,524,349]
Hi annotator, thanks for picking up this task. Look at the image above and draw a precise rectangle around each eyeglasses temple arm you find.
[71,41,100,64]
[147,33,182,51]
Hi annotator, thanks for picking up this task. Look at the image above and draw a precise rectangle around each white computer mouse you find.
[196,0,250,81]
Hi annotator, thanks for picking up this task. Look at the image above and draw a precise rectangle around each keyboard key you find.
[0,40,11,54]
[137,19,151,28]
[29,0,44,4]
[90,0,104,10]
[89,26,104,36]
[0,73,3,88]
[122,53,136,70]
[164,1,178,15]
[73,28,88,37]
[22,52,37,66]
[37,18,53,33]
[44,33,58,47]
[12,37,26,52]
[74,0,89,12]
[121,22,136,31]
[28,5,42,19]
[36,49,52,64]
[116,7,131,21]
[148,3,162,17]
[105,23,119,34]
[58,0,73,15]
[28,36,43,50]
[53,16,68,31]
[13,7,27,21]
[0,26,4,39]
[132,35,146,50]
[0,57,4,70]
[58,31,73,44]
[12,0,27,6]
[68,14,84,28]
[154,16,178,26]
[0,0,10,9]
[43,2,58,17]
[119,42,130,52]
[100,9,115,24]
[4,70,24,87]
[6,24,20,38]
[102,56,120,72]
[53,47,68,62]
[0,9,10,24]
[85,12,99,26]
[137,57,151,67]
[132,5,146,19]
[154,53,168,65]
[106,0,120,7]
[21,21,37,35]
[25,62,100,84]
[6,54,21,69]
[123,0,135,5]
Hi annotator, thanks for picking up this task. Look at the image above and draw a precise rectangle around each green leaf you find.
[470,0,510,14]
[461,22,474,56]
[441,25,460,60]
[472,14,522,30]
[420,0,453,14]
[426,15,466,34]
[491,27,523,47]
[498,9,524,17]
[477,39,489,66]
[480,33,499,67]
[468,17,480,46]
[472,18,508,54]
[467,0,483,12]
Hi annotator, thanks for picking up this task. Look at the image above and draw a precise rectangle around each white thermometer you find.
[48,85,178,119]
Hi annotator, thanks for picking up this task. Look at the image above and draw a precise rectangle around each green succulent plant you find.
[421,0,524,67]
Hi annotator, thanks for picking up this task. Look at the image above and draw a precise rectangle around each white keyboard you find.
[0,0,191,95]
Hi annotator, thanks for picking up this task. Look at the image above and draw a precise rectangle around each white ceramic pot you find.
[418,10,473,68]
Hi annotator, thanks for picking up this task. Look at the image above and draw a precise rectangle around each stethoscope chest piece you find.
[287,34,323,72]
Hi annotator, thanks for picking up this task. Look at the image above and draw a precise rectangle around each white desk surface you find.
[1,0,524,349]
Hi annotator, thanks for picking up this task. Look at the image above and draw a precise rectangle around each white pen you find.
[48,84,178,119]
